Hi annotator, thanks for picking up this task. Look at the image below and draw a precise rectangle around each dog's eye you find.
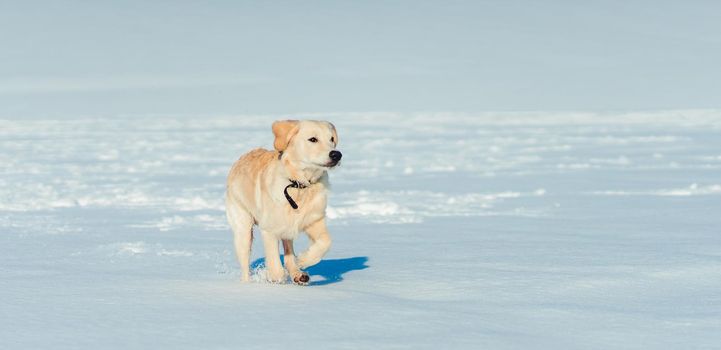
[308,137,318,143]
[330,137,335,143]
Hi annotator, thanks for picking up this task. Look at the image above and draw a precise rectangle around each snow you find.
[2,111,721,349]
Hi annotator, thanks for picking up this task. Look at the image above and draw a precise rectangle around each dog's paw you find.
[296,255,321,270]
[292,271,310,286]
[266,268,287,284]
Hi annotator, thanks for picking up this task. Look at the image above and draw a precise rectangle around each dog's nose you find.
[329,150,342,162]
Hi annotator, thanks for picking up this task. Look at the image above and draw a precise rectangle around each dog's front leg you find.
[282,239,310,285]
[297,218,332,269]
[261,231,286,283]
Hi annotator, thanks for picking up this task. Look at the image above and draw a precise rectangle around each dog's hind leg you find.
[226,197,254,282]
[297,218,332,269]
[282,239,310,285]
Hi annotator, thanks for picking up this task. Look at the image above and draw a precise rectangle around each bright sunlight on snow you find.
[2,111,721,348]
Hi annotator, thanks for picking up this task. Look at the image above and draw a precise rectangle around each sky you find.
[1,0,720,118]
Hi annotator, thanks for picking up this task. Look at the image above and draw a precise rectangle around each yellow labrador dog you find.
[225,120,341,284]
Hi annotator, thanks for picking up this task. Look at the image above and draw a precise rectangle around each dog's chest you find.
[259,185,327,238]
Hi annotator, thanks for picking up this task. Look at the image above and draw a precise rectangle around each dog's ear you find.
[272,120,300,152]
[328,122,339,147]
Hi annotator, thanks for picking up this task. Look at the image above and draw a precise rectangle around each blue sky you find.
[1,0,719,117]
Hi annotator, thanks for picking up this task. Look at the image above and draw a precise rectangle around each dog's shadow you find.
[250,256,369,286]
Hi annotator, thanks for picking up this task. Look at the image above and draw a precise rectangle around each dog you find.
[225,120,341,284]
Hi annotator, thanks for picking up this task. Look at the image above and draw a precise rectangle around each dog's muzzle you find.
[327,150,342,167]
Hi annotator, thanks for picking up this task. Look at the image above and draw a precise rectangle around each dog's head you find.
[272,120,341,170]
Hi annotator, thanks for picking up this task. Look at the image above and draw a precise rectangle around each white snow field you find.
[2,111,721,349]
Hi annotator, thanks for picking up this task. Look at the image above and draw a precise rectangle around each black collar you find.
[284,179,308,210]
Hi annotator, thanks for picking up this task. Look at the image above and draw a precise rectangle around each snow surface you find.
[1,111,721,349]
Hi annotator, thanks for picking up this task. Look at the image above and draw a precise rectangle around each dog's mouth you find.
[320,160,340,168]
